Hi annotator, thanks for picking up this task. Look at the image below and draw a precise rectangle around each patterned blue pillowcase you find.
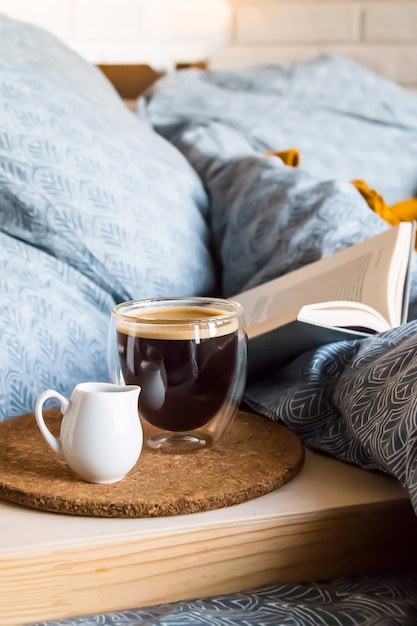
[0,232,113,421]
[0,15,216,303]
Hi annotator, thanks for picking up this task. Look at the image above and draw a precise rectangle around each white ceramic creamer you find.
[35,382,142,484]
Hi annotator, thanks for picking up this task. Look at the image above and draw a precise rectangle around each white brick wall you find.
[364,2,417,42]
[0,0,231,70]
[0,0,416,88]
[0,0,73,40]
[220,0,417,89]
[236,4,362,44]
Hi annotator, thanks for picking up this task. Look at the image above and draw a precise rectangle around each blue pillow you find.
[0,232,112,420]
[0,15,215,303]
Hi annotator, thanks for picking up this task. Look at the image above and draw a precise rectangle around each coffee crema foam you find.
[116,305,239,340]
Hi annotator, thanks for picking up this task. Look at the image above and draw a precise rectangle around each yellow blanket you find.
[268,148,417,249]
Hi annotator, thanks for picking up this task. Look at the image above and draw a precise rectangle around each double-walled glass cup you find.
[108,297,247,453]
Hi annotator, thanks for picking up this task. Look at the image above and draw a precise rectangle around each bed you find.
[1,13,417,626]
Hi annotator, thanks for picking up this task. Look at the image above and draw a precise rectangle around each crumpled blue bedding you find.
[2,14,417,626]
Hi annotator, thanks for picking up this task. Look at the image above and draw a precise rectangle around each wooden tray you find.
[0,409,304,517]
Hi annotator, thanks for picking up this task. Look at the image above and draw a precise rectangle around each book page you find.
[244,253,372,327]
[299,301,391,333]
[234,223,413,332]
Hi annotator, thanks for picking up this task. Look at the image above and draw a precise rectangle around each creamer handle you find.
[34,390,70,457]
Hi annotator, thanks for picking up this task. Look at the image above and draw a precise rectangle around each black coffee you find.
[116,306,238,432]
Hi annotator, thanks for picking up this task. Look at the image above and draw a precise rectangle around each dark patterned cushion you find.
[246,321,417,515]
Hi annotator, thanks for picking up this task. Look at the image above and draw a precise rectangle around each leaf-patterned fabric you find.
[246,322,417,515]
[0,15,215,304]
[0,14,215,419]
[0,232,112,418]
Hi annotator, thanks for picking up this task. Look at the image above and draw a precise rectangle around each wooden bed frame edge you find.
[98,62,208,100]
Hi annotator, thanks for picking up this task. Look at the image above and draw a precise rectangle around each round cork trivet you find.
[0,409,304,518]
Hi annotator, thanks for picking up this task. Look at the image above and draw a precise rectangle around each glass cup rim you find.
[111,296,244,327]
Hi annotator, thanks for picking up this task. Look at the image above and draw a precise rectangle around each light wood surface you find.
[1,448,416,625]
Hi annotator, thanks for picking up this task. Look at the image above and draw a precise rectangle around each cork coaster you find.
[0,409,304,518]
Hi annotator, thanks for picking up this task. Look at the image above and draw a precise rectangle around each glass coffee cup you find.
[108,297,247,453]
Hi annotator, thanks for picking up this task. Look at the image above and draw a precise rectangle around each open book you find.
[233,222,415,380]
